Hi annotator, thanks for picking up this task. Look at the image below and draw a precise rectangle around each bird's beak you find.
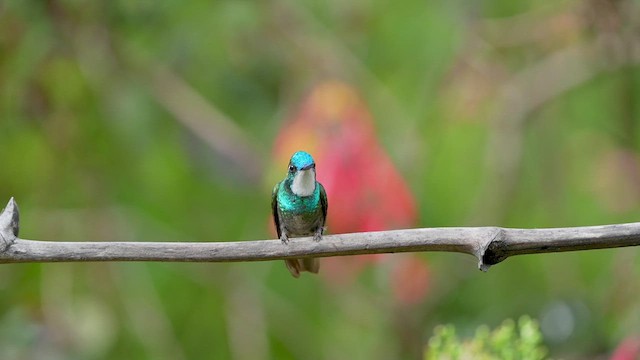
[300,164,315,171]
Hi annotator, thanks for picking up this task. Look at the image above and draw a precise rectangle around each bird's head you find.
[287,151,317,196]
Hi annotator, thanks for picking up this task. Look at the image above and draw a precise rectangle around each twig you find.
[2,198,639,271]
[150,66,264,183]
[474,35,640,224]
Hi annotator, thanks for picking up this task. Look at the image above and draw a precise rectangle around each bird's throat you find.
[291,169,316,196]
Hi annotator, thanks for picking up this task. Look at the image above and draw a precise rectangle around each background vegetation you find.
[1,0,640,359]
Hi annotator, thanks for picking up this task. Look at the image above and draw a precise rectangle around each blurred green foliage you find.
[425,316,547,360]
[1,0,640,359]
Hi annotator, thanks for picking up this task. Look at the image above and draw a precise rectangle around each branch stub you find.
[0,198,20,251]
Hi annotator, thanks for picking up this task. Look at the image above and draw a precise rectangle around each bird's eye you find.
[288,165,295,172]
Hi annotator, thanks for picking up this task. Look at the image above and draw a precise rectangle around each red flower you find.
[272,80,429,304]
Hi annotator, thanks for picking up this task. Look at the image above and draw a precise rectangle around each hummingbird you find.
[272,151,328,278]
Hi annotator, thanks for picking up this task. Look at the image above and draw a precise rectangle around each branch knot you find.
[478,227,507,272]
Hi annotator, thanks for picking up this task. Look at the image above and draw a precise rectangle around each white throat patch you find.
[291,169,316,196]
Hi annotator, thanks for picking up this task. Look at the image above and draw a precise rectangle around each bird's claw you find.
[280,234,289,244]
[313,229,323,242]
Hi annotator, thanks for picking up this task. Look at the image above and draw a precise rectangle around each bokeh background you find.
[2,0,640,359]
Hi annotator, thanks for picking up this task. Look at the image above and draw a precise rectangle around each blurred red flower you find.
[610,336,640,360]
[272,80,429,304]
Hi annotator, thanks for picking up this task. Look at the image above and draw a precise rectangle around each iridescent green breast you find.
[273,179,326,238]
[277,181,321,214]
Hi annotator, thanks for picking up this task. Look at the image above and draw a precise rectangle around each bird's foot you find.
[313,229,323,242]
[280,234,289,244]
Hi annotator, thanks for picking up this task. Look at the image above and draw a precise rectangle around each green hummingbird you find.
[272,151,328,278]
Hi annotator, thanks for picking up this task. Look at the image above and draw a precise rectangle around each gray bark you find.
[2,198,639,271]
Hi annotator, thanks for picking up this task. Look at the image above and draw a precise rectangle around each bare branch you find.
[1,198,639,271]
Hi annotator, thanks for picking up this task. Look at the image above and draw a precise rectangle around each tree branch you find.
[1,198,639,271]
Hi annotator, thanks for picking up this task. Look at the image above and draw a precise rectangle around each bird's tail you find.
[285,258,320,278]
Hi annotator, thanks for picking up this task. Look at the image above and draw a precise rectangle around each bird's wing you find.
[319,182,328,226]
[271,182,281,239]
